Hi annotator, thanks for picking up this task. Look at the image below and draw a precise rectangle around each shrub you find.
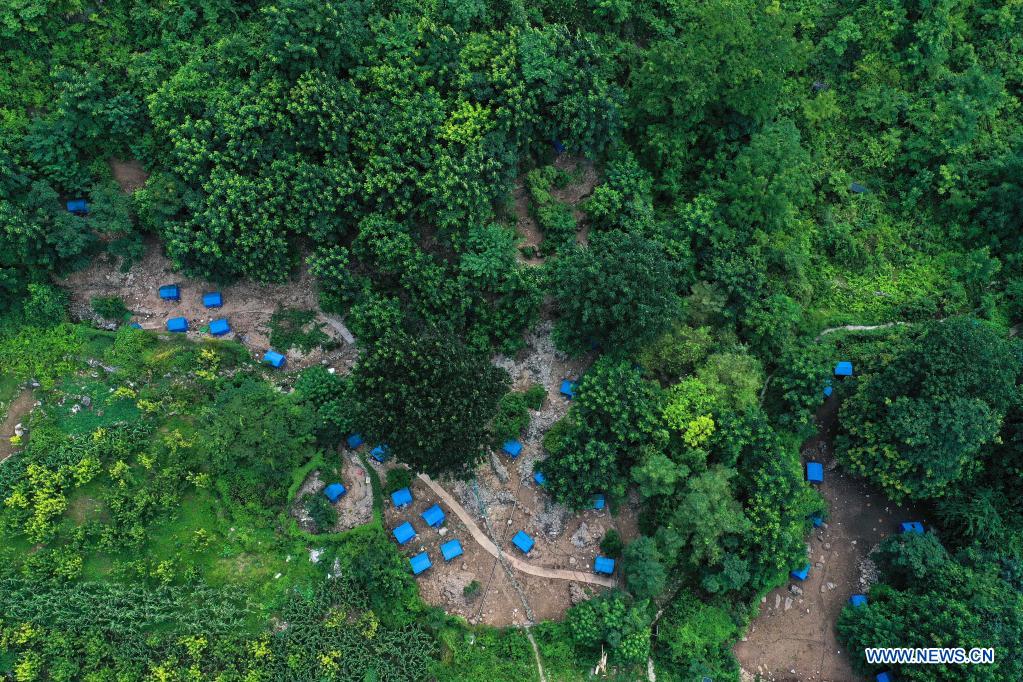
[304,492,338,532]
[600,529,623,558]
[90,296,130,321]
[384,468,412,495]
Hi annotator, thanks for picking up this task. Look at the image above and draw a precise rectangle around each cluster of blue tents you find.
[386,485,464,575]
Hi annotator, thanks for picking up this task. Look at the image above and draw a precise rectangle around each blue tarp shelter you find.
[209,319,230,336]
[823,385,833,398]
[835,361,853,377]
[203,292,223,308]
[393,521,416,545]
[166,317,188,333]
[159,284,180,301]
[441,539,464,561]
[421,504,445,527]
[371,444,390,462]
[810,514,824,527]
[560,379,577,399]
[806,462,824,483]
[512,530,534,554]
[324,483,346,502]
[129,322,142,329]
[263,350,286,368]
[850,182,869,194]
[593,493,606,510]
[410,552,431,575]
[791,563,811,581]
[850,594,868,607]
[876,673,891,682]
[901,521,924,534]
[594,556,615,575]
[391,487,413,508]
[503,440,522,458]
[346,433,364,449]
[534,471,546,486]
[66,199,89,214]
[552,139,566,154]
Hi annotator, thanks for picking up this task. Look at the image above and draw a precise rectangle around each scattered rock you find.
[309,548,323,563]
[570,522,592,548]
[14,424,25,437]
[784,597,793,611]
[789,585,803,596]
[774,594,781,609]
[569,583,587,605]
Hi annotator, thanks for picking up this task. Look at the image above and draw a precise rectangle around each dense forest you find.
[2,0,1022,680]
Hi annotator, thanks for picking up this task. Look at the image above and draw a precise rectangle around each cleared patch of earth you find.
[60,237,357,372]
[734,396,924,682]
[291,451,374,533]
[108,158,149,193]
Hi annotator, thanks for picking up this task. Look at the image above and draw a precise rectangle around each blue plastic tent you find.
[66,199,89,214]
[441,539,464,561]
[791,563,811,581]
[806,462,824,483]
[409,552,432,575]
[552,139,566,154]
[512,530,534,554]
[810,514,824,527]
[324,483,346,502]
[533,471,546,486]
[391,487,413,508]
[159,285,180,301]
[900,521,925,534]
[593,493,606,510]
[835,361,854,377]
[166,317,188,333]
[560,379,577,399]
[371,444,390,462]
[594,556,615,575]
[421,504,445,527]
[503,440,522,458]
[393,521,416,545]
[129,322,142,329]
[823,385,833,398]
[876,673,891,682]
[263,350,286,368]
[203,292,223,308]
[346,433,364,449]
[209,318,230,336]
[850,182,869,194]
[850,594,868,607]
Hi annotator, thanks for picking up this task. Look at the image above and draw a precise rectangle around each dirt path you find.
[816,322,907,340]
[734,397,922,681]
[525,628,548,682]
[417,474,616,587]
[0,389,34,463]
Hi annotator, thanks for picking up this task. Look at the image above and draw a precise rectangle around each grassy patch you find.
[268,306,335,353]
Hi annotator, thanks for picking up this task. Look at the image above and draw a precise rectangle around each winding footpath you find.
[417,473,617,588]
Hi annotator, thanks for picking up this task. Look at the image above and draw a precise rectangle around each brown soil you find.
[0,389,34,463]
[59,237,357,372]
[734,396,924,682]
[108,158,149,193]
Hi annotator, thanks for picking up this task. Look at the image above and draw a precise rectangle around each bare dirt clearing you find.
[291,452,374,533]
[61,238,357,372]
[108,158,149,193]
[734,397,923,682]
[0,389,34,463]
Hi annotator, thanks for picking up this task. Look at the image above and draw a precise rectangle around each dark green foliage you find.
[303,492,338,532]
[565,591,651,664]
[23,283,69,327]
[201,376,316,507]
[491,385,543,445]
[354,328,510,477]
[384,468,413,496]
[837,318,1022,501]
[622,536,666,600]
[90,295,130,322]
[600,529,623,559]
[294,365,356,445]
[269,306,334,353]
[552,230,686,354]
[526,166,577,255]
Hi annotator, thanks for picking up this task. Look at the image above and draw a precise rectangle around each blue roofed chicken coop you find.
[560,379,577,399]
[393,522,416,545]
[346,433,364,449]
[263,350,286,368]
[166,317,188,333]
[324,483,346,502]
[421,504,445,527]
[834,361,853,377]
[371,444,390,462]
[806,462,824,483]
[209,319,230,336]
[441,539,464,561]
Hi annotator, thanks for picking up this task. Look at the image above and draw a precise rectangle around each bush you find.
[91,296,131,321]
[24,284,69,327]
[269,306,335,353]
[600,529,623,558]
[384,468,412,495]
[463,580,481,599]
[304,492,338,532]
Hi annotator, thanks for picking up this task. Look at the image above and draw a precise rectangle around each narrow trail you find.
[815,321,907,340]
[525,628,548,682]
[417,473,616,587]
[0,389,34,464]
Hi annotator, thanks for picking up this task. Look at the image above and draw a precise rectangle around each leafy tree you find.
[353,327,509,477]
[837,318,1021,501]
[623,536,667,600]
[565,591,651,664]
[552,230,685,353]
